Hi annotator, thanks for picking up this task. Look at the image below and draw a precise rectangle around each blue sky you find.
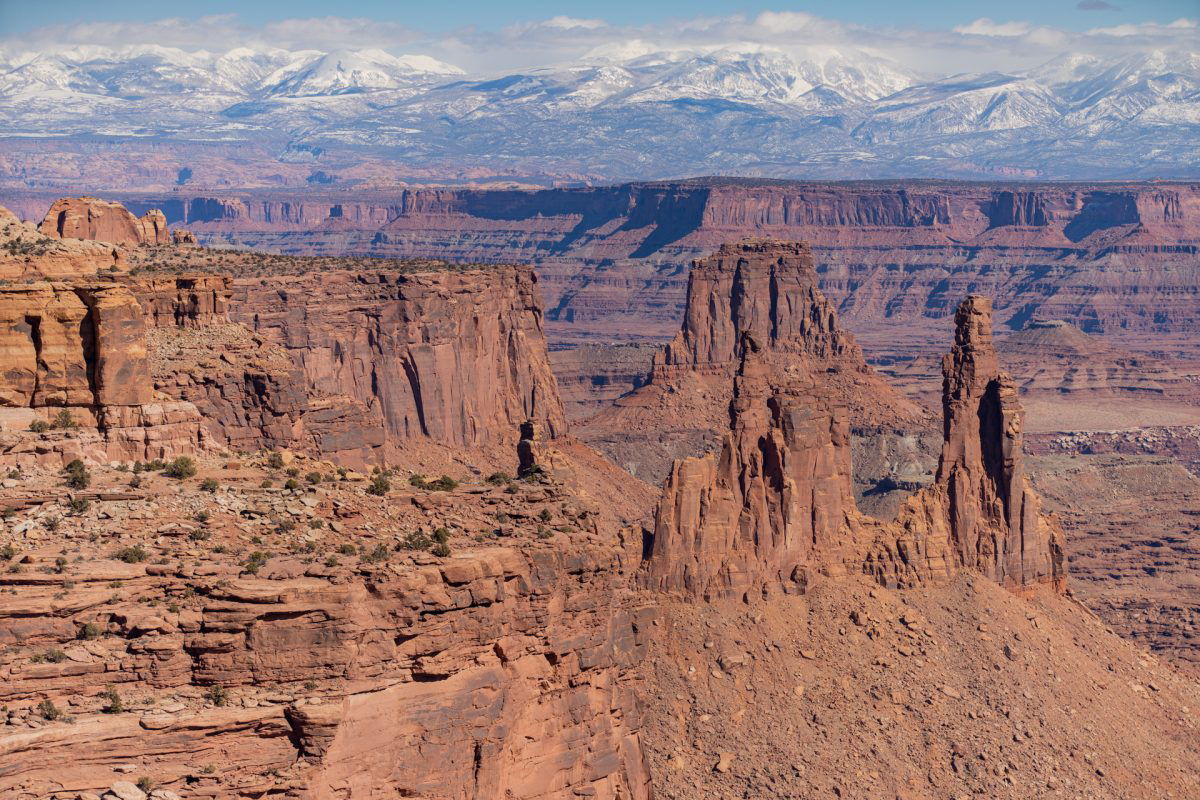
[2,0,1196,35]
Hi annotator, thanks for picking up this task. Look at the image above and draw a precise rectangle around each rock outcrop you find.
[232,267,567,455]
[645,292,1066,599]
[0,282,204,465]
[135,275,231,329]
[38,198,170,247]
[0,205,124,280]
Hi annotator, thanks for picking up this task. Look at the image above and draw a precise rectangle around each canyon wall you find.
[229,267,567,455]
[0,281,205,465]
[12,180,1193,355]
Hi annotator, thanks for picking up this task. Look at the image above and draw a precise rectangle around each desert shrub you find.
[163,456,196,479]
[50,409,76,430]
[285,466,300,478]
[67,498,90,515]
[200,478,219,492]
[324,555,339,567]
[136,778,154,794]
[338,543,357,556]
[308,518,324,530]
[113,545,148,563]
[538,508,552,522]
[432,527,451,544]
[426,475,458,491]
[102,686,125,714]
[205,684,229,706]
[485,472,511,485]
[284,478,300,491]
[64,459,90,490]
[266,451,284,469]
[79,622,102,639]
[305,471,322,485]
[144,459,167,471]
[431,542,451,558]
[399,531,431,551]
[366,475,390,496]
[519,463,546,482]
[129,474,142,489]
[32,648,67,664]
[360,543,388,563]
[274,519,295,534]
[194,510,211,524]
[37,698,62,720]
[260,479,274,488]
[43,516,61,532]
[28,419,49,433]
[407,473,428,489]
[243,551,270,574]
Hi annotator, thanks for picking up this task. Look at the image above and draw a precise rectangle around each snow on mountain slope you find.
[0,44,1194,180]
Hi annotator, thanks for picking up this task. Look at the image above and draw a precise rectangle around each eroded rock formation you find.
[645,292,1066,599]
[38,197,170,247]
[912,296,1066,592]
[578,240,929,487]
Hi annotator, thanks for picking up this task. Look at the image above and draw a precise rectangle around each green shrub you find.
[1,543,17,560]
[266,451,284,469]
[28,419,49,433]
[432,527,451,544]
[363,543,391,563]
[243,551,270,574]
[324,555,339,567]
[200,478,219,492]
[431,542,451,558]
[399,531,431,551]
[37,698,62,720]
[102,686,125,714]
[79,622,102,639]
[519,463,546,482]
[538,508,552,522]
[194,510,211,524]
[338,543,357,556]
[366,475,390,496]
[64,459,90,490]
[305,471,322,485]
[32,648,67,664]
[260,479,273,488]
[485,472,512,485]
[426,475,458,492]
[50,409,76,430]
[67,498,90,515]
[163,456,197,479]
[136,777,153,794]
[113,545,148,563]
[205,684,229,706]
[144,459,167,471]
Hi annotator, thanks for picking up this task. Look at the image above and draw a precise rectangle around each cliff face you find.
[0,282,205,465]
[38,197,170,247]
[232,267,567,455]
[645,293,1066,599]
[645,336,859,597]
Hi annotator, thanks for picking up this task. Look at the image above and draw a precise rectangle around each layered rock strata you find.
[0,205,124,280]
[645,294,1066,599]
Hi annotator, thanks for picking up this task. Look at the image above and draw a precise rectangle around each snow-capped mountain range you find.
[0,43,1196,181]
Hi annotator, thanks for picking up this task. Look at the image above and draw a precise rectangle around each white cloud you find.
[953,18,1034,37]
[1,9,1195,78]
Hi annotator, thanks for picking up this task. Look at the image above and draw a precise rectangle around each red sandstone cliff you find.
[0,282,205,465]
[33,181,1198,354]
[232,267,567,456]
